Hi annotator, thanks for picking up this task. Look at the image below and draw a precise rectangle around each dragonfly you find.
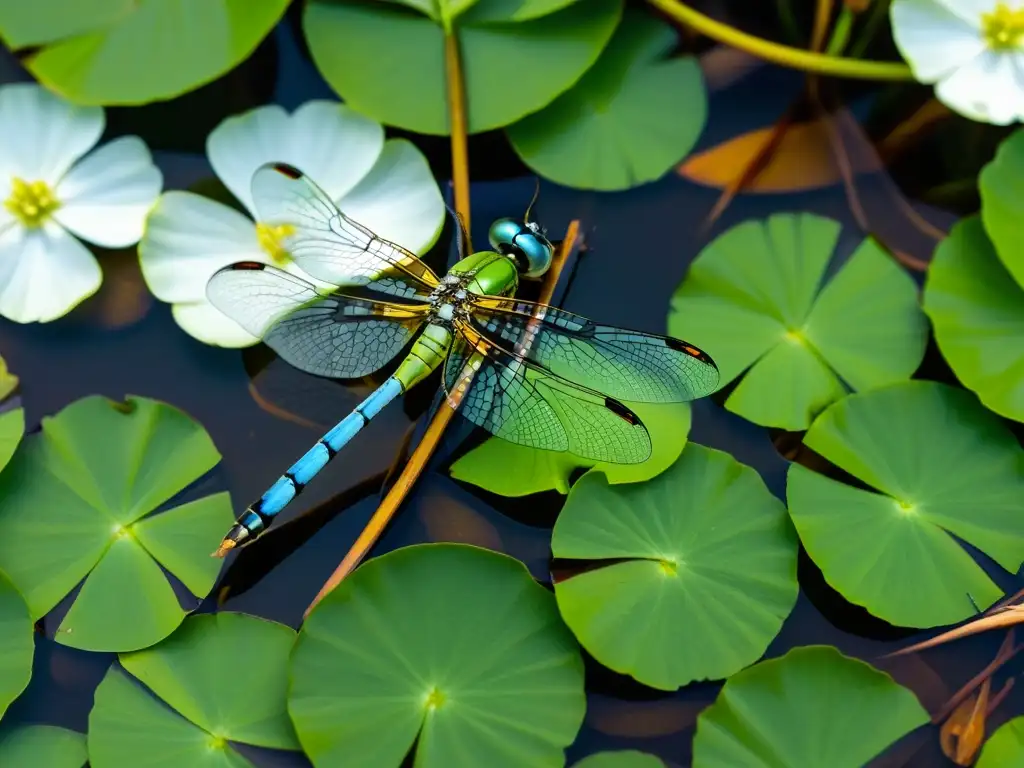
[207,162,720,557]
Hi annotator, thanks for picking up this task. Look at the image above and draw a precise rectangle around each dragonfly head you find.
[488,218,553,279]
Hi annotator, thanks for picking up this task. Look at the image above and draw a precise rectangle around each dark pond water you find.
[0,10,1021,768]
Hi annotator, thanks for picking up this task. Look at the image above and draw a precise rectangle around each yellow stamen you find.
[983,3,1024,50]
[5,178,59,227]
[255,222,296,265]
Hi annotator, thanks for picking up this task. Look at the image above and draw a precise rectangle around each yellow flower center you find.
[982,3,1024,50]
[255,222,296,266]
[5,178,59,227]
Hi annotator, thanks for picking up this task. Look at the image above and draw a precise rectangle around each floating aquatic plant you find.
[0,395,233,651]
[0,83,161,324]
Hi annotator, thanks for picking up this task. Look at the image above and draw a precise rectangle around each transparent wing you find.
[207,262,430,379]
[467,295,719,403]
[250,162,441,299]
[444,321,652,464]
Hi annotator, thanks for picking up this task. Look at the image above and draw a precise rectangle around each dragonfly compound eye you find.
[488,218,553,279]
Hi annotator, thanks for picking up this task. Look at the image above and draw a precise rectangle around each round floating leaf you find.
[303,0,623,134]
[0,569,33,720]
[0,395,234,651]
[979,127,1024,288]
[450,401,691,496]
[574,751,665,768]
[787,381,1024,628]
[0,355,24,473]
[88,613,300,767]
[977,716,1024,768]
[552,444,798,690]
[692,646,929,767]
[507,10,706,190]
[924,216,1024,422]
[0,725,86,768]
[668,213,928,430]
[0,0,290,105]
[290,543,586,767]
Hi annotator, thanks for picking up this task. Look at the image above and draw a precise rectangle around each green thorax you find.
[447,251,518,297]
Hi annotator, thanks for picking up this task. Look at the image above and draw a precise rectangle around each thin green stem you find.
[648,0,913,81]
[825,7,856,55]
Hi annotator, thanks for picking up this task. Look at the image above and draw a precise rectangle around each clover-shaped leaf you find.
[88,613,300,767]
[303,0,623,134]
[552,444,798,690]
[924,216,1024,422]
[290,543,586,767]
[669,213,928,429]
[0,395,234,651]
[787,381,1024,627]
[692,646,929,767]
[507,10,706,190]
[977,717,1024,768]
[450,401,690,496]
[0,725,86,768]
[979,127,1024,288]
[0,0,290,104]
[0,569,33,720]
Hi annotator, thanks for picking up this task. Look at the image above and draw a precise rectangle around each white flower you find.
[138,101,446,347]
[891,0,1024,125]
[0,83,162,323]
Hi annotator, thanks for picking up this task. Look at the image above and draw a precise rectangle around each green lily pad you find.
[923,216,1024,422]
[0,725,87,768]
[979,127,1024,288]
[290,543,586,767]
[303,0,622,134]
[88,612,300,767]
[507,10,706,190]
[551,444,798,691]
[0,355,24,473]
[573,751,665,768]
[977,716,1024,768]
[0,0,290,105]
[0,395,234,651]
[0,569,33,720]
[450,401,691,496]
[668,213,928,430]
[787,381,1024,628]
[691,645,929,767]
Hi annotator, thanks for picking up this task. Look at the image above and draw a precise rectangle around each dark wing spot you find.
[230,261,267,271]
[604,397,640,425]
[272,162,303,179]
[666,337,717,366]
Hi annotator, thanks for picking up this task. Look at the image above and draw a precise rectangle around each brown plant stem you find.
[304,221,582,618]
[445,31,471,234]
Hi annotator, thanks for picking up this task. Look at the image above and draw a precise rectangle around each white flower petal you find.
[172,300,259,348]
[138,191,264,304]
[53,136,163,248]
[891,0,987,83]
[336,139,445,255]
[206,101,385,216]
[0,222,101,323]
[935,49,1024,124]
[0,83,104,184]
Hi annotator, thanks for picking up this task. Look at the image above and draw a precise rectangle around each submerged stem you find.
[445,31,472,235]
[304,222,582,618]
[648,0,913,81]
